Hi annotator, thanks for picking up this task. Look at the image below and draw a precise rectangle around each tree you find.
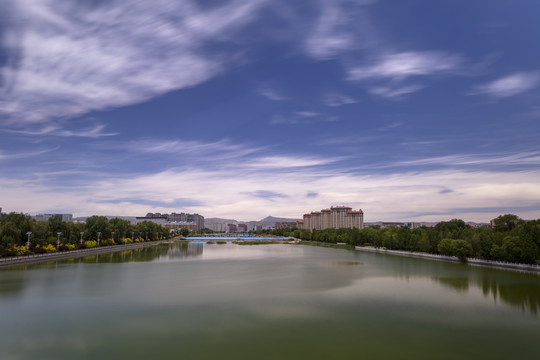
[492,214,523,232]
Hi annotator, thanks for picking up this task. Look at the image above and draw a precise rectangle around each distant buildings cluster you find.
[136,212,204,231]
[301,206,364,231]
[34,213,73,222]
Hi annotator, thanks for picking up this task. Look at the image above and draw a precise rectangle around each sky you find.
[1,0,540,222]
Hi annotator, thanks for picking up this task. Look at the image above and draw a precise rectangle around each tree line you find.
[254,214,540,264]
[0,213,171,256]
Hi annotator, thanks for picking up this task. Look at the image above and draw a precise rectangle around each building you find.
[275,222,297,229]
[303,206,364,231]
[206,223,227,232]
[34,213,73,222]
[238,224,248,232]
[137,212,204,230]
[227,223,238,233]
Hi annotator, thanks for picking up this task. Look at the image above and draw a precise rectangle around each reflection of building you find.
[302,206,364,231]
[137,212,204,230]
[238,224,248,232]
[275,222,297,229]
[34,213,73,222]
[164,222,198,232]
[227,224,238,233]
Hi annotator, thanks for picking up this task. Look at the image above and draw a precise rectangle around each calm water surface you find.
[1,242,539,360]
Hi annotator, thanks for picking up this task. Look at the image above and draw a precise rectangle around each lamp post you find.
[131,231,134,243]
[80,232,84,246]
[112,232,115,244]
[145,232,148,242]
[123,232,126,246]
[57,232,62,249]
[139,232,142,242]
[97,232,101,247]
[26,232,32,250]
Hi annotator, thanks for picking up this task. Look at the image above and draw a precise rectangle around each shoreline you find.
[355,246,540,273]
[0,239,177,268]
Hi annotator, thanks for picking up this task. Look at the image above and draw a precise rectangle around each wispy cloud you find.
[257,87,289,101]
[394,152,540,168]
[296,111,319,118]
[368,84,423,99]
[348,51,463,81]
[303,0,376,60]
[0,0,266,124]
[270,112,335,125]
[470,72,540,98]
[1,124,117,138]
[304,2,354,59]
[323,93,357,107]
[0,147,59,160]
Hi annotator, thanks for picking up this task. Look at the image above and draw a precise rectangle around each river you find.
[1,242,539,359]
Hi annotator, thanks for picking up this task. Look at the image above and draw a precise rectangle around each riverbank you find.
[0,239,178,268]
[355,246,540,273]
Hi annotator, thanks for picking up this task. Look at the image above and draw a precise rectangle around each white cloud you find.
[0,0,266,124]
[348,51,463,81]
[2,165,540,222]
[471,72,540,98]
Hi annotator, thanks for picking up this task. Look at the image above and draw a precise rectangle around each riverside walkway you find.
[0,239,178,268]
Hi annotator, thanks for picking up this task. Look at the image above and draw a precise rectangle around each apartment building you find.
[303,206,364,231]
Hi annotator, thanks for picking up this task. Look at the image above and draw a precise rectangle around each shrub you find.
[0,249,16,257]
[101,239,115,246]
[85,240,97,248]
[10,245,31,256]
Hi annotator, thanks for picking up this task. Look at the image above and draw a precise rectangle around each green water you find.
[1,242,539,360]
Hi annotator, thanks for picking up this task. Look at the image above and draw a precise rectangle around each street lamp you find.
[57,232,62,249]
[26,232,32,250]
[97,232,101,247]
[112,231,115,244]
[139,232,142,242]
[145,232,148,242]
[80,232,84,246]
[131,231,134,243]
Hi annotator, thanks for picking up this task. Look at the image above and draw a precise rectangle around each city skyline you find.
[1,1,539,222]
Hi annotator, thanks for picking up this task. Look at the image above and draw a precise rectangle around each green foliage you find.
[254,216,540,264]
[492,214,523,232]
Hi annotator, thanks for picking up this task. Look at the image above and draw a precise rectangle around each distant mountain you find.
[205,215,300,228]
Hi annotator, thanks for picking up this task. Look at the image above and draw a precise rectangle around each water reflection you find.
[1,244,540,316]
[431,273,540,315]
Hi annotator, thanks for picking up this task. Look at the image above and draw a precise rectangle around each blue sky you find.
[1,0,540,222]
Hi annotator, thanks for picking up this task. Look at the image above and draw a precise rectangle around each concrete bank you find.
[0,239,178,268]
[355,246,540,273]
